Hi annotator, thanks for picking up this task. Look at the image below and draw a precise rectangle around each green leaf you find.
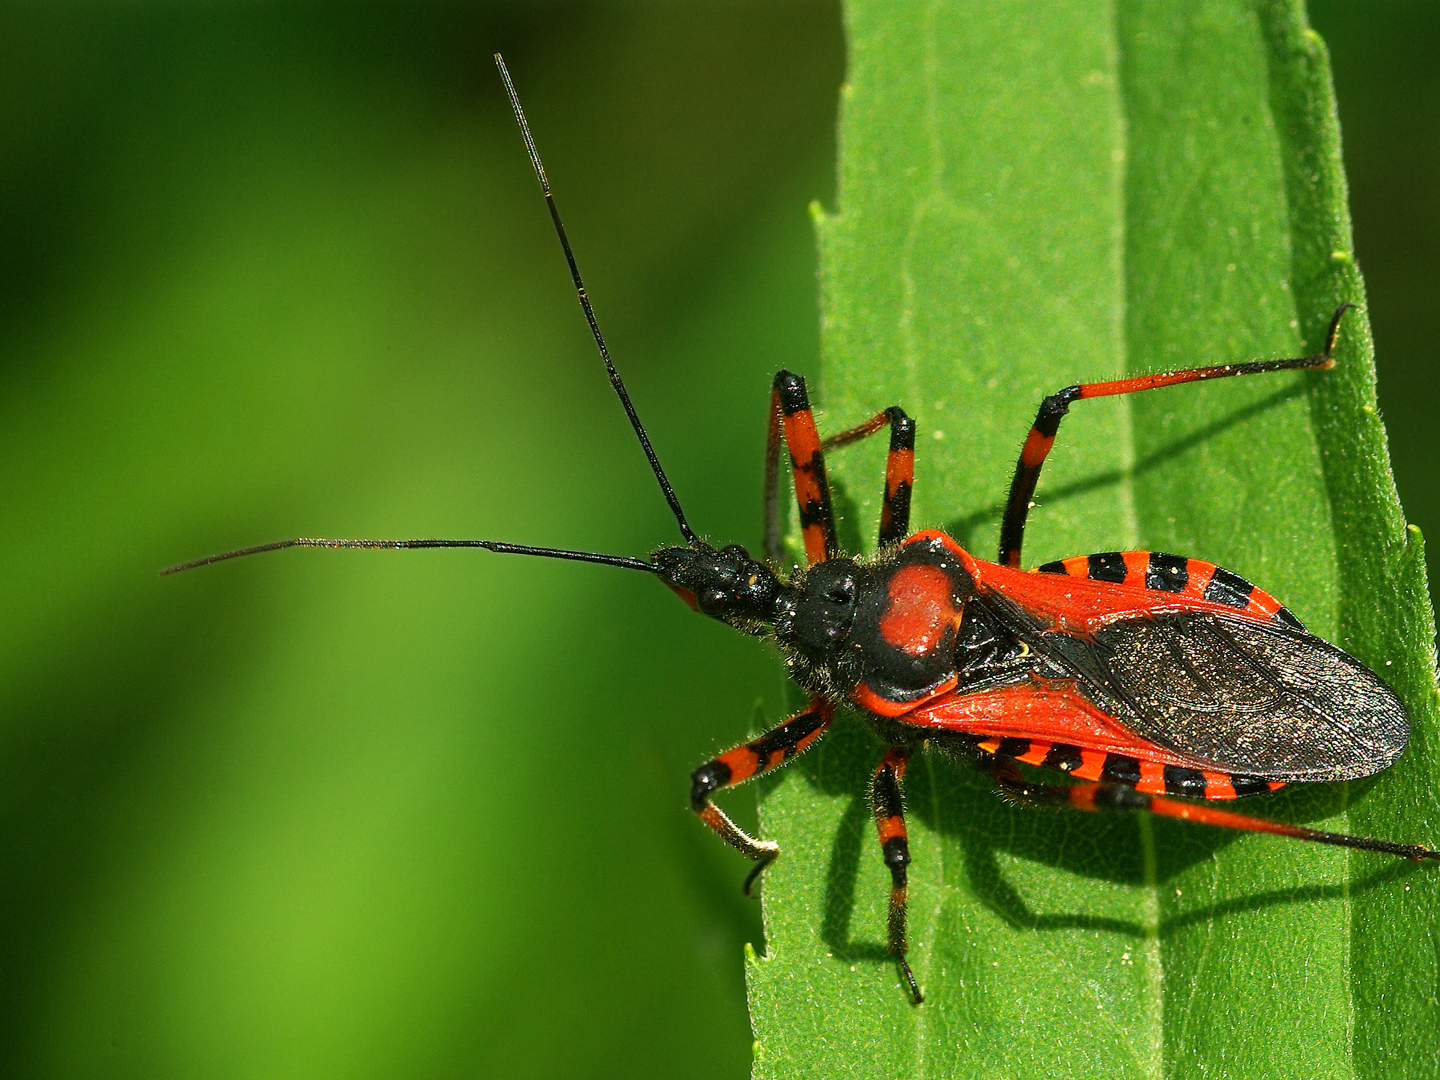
[747,3,1440,1077]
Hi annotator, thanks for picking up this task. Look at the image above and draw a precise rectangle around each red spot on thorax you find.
[879,564,961,656]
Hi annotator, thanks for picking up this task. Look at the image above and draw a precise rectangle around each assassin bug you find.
[166,55,1439,1006]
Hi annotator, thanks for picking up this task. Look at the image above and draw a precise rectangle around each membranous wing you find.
[1081,611,1408,782]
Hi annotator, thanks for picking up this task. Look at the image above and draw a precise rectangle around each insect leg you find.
[766,372,838,567]
[820,407,917,549]
[691,698,833,894]
[870,746,922,1004]
[984,755,1071,808]
[763,389,916,563]
[821,405,918,548]
[997,303,1354,568]
[1065,783,1440,861]
[762,384,787,565]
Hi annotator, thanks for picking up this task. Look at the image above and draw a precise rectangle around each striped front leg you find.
[690,699,832,895]
[766,371,837,566]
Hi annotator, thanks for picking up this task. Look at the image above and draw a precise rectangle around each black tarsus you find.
[1324,301,1354,354]
[742,859,772,898]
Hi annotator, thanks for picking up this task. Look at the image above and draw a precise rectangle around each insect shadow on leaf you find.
[942,383,1305,553]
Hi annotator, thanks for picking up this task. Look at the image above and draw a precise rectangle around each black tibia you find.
[690,700,832,896]
[996,303,1353,569]
[998,388,1079,569]
[870,747,922,1004]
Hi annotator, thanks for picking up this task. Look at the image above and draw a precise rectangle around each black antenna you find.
[494,53,697,545]
[162,538,656,577]
[161,58,696,578]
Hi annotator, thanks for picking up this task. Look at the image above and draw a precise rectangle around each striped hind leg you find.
[980,747,1439,861]
[997,304,1353,568]
[1074,786,1440,861]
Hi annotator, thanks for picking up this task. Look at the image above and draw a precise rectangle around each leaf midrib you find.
[751,3,1426,1074]
[1109,11,1163,1067]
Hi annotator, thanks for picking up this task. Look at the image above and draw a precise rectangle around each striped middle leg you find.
[817,404,917,548]
[869,746,922,1004]
[764,383,916,566]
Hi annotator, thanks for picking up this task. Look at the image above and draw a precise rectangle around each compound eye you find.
[698,588,728,616]
[824,576,856,607]
[722,544,748,559]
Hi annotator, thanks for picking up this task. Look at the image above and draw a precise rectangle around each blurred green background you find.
[0,3,1434,1078]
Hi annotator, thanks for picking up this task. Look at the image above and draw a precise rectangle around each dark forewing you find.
[1092,611,1408,781]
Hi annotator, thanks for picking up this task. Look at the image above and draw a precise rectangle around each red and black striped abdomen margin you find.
[969,736,1286,800]
[1035,550,1305,631]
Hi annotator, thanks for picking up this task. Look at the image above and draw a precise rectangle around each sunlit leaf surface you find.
[747,4,1440,1077]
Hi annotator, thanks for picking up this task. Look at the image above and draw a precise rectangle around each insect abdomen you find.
[1036,550,1305,630]
[969,736,1286,800]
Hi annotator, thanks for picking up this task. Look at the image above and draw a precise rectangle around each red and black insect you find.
[167,56,1438,1005]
